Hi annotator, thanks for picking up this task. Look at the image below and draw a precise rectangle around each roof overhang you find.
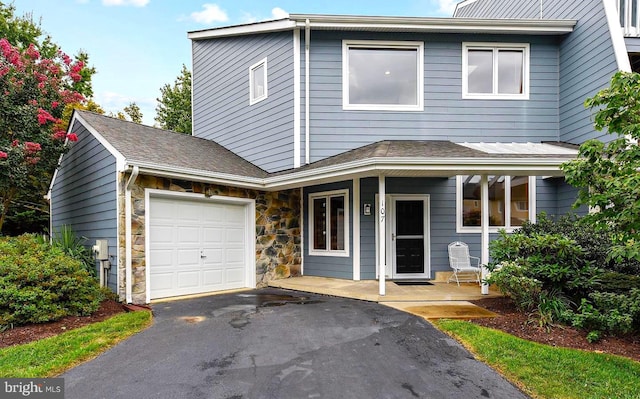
[123,155,574,192]
[188,14,576,40]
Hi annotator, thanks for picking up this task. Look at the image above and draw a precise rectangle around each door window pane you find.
[396,200,423,235]
[467,49,493,94]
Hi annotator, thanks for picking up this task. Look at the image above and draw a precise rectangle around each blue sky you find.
[13,0,458,125]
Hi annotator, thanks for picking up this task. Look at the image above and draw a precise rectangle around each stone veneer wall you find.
[117,173,301,304]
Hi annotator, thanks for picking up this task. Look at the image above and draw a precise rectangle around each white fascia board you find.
[188,19,296,40]
[602,0,632,72]
[290,15,575,35]
[125,156,571,192]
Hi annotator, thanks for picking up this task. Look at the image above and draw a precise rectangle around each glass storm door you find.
[391,197,429,278]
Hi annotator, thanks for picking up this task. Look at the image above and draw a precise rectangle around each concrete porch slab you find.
[268,276,501,319]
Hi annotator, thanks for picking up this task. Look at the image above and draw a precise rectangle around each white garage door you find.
[149,196,249,300]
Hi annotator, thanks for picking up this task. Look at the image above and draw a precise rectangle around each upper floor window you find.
[309,190,349,257]
[462,43,529,100]
[249,58,268,104]
[343,40,424,111]
[456,175,536,233]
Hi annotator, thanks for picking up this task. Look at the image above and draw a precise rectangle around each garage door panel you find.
[150,197,250,300]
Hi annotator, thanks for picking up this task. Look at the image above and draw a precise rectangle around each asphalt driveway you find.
[62,288,528,399]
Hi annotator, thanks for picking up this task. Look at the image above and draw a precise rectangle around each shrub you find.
[49,225,96,277]
[597,271,640,294]
[0,234,104,326]
[486,261,542,311]
[520,213,640,274]
[568,290,640,340]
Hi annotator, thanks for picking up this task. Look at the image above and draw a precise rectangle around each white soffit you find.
[457,142,578,155]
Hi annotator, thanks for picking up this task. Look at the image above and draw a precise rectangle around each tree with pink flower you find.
[0,38,86,232]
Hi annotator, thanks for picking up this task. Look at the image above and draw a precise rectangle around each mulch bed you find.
[469,297,640,362]
[0,299,126,348]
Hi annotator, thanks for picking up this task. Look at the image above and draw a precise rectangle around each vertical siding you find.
[51,120,118,292]
[192,32,295,172]
[303,181,354,279]
[453,0,619,145]
[304,30,560,162]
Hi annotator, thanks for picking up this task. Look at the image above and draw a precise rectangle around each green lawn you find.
[0,310,152,378]
[435,319,640,399]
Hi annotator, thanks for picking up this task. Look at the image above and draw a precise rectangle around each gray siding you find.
[303,181,353,279]
[192,32,295,173]
[51,120,118,292]
[303,30,560,163]
[360,177,462,279]
[454,0,620,145]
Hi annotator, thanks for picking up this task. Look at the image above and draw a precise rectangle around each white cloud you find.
[435,0,458,15]
[190,4,229,24]
[238,7,288,24]
[102,0,150,6]
[271,7,289,19]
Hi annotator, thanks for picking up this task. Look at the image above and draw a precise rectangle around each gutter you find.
[125,165,139,304]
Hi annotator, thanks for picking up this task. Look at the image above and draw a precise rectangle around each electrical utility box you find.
[93,239,109,261]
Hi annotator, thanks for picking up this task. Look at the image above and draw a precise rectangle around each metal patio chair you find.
[447,241,481,286]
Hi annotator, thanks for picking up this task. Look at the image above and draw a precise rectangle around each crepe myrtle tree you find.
[0,38,85,232]
[561,71,640,262]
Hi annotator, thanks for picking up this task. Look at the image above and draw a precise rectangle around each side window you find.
[309,190,349,256]
[462,43,529,100]
[249,58,268,104]
[457,175,535,232]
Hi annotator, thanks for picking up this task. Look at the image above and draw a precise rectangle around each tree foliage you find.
[561,71,640,261]
[111,102,143,124]
[0,38,85,232]
[155,64,192,134]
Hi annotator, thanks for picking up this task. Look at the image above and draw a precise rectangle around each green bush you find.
[49,225,96,277]
[597,271,640,294]
[519,213,640,274]
[568,289,640,339]
[0,234,104,326]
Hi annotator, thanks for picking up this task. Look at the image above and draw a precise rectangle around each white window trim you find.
[249,57,268,105]
[309,189,350,257]
[342,40,424,111]
[456,175,536,234]
[462,42,530,100]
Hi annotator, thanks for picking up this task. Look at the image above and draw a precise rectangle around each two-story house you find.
[49,0,632,304]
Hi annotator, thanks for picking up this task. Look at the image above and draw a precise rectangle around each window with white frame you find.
[457,175,535,232]
[249,58,268,104]
[343,40,424,111]
[309,190,349,256]
[462,42,529,99]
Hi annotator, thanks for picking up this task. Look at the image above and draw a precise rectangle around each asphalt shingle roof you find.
[75,110,268,179]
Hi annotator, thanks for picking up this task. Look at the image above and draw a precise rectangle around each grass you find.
[0,310,152,378]
[435,319,640,399]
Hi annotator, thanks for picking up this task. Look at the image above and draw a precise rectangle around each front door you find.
[386,195,430,279]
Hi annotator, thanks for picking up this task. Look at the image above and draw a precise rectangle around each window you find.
[249,58,267,104]
[343,40,424,111]
[309,190,349,256]
[462,43,529,99]
[457,175,535,232]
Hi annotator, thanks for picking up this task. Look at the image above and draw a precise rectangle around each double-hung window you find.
[462,42,529,99]
[343,40,424,111]
[309,190,349,256]
[457,175,536,232]
[249,58,268,104]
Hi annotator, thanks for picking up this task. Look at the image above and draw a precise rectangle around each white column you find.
[378,175,386,296]
[481,174,489,295]
[353,178,361,280]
